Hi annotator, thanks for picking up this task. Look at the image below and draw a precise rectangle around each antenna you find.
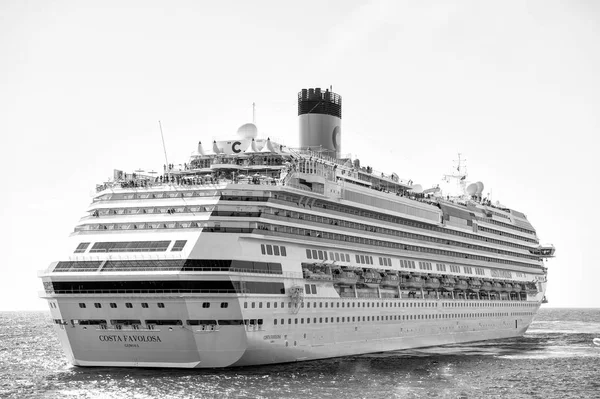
[253,102,256,125]
[159,121,170,182]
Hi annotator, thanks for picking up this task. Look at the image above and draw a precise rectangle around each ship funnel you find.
[298,87,342,159]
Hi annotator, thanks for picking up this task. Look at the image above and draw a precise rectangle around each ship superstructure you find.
[39,88,554,368]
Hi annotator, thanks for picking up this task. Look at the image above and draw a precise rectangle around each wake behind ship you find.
[39,87,555,368]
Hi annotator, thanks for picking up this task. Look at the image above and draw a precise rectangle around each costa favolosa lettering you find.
[99,335,162,343]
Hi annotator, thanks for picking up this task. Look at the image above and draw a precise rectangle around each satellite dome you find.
[411,184,423,194]
[237,123,258,139]
[466,183,477,196]
[475,181,484,196]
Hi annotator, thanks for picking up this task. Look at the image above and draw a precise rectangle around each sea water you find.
[1,308,599,399]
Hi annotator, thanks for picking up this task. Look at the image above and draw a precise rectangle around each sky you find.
[1,0,598,310]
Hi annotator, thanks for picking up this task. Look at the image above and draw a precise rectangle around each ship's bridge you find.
[529,244,555,258]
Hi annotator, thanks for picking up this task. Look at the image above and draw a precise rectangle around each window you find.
[79,303,86,308]
[74,242,90,253]
[281,246,287,256]
[94,303,101,308]
[110,303,117,308]
[273,246,280,256]
[220,302,228,308]
[142,303,148,308]
[306,249,312,259]
[274,319,278,325]
[312,250,318,259]
[305,284,310,295]
[90,241,171,253]
[158,303,165,308]
[262,244,266,255]
[318,251,323,260]
[202,302,210,308]
[126,303,133,308]
[266,245,273,255]
[311,284,317,295]
[171,240,187,252]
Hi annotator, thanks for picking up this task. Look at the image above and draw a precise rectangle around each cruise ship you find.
[39,87,554,368]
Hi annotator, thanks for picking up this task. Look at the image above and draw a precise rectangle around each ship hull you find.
[50,295,542,368]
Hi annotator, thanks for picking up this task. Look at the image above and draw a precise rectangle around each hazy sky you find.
[1,0,598,310]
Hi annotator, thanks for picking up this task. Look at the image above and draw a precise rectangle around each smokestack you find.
[298,87,342,158]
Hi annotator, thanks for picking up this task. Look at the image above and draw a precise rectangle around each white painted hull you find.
[51,295,541,368]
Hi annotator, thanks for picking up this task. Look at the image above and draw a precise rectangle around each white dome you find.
[475,181,484,196]
[237,123,258,139]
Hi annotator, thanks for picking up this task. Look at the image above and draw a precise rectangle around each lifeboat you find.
[401,275,424,289]
[491,281,503,292]
[454,279,469,291]
[480,280,492,291]
[302,268,313,279]
[303,265,333,281]
[441,277,456,291]
[423,277,441,290]
[503,282,513,292]
[332,269,359,286]
[468,279,482,292]
[512,283,522,292]
[381,273,400,288]
[359,270,382,288]
[526,282,539,294]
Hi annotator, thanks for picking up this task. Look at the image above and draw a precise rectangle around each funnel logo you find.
[232,141,242,153]
[332,126,341,150]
